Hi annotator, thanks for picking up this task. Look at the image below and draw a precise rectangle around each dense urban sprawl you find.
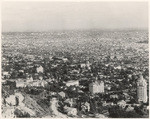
[2,30,149,118]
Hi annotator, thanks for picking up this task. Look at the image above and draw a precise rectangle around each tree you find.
[15,97,19,106]
[108,105,143,118]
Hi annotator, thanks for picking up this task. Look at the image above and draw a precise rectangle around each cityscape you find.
[2,30,149,118]
[1,1,149,118]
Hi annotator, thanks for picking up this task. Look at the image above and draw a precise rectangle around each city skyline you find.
[1,1,149,118]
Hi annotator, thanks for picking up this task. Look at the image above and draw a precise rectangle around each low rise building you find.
[16,80,26,88]
[117,100,126,108]
[89,80,104,94]
[36,65,44,73]
[66,80,79,87]
[64,105,77,116]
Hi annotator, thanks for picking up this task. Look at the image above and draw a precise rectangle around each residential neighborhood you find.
[2,30,149,118]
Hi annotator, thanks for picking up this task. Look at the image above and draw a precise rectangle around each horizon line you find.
[2,28,148,33]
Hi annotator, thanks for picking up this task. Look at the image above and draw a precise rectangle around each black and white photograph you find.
[1,0,149,118]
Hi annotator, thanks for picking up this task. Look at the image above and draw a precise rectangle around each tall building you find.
[137,75,147,103]
[89,80,104,94]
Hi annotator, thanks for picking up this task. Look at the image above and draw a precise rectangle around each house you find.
[81,103,87,112]
[36,65,44,73]
[125,105,134,112]
[27,80,48,87]
[5,95,16,106]
[117,79,123,82]
[117,100,126,108]
[114,66,122,70]
[123,92,130,99]
[39,75,43,80]
[58,91,66,98]
[64,105,77,116]
[18,70,24,73]
[30,81,40,87]
[70,69,80,74]
[62,58,68,62]
[26,76,33,83]
[110,94,119,99]
[39,91,50,99]
[66,80,79,87]
[80,61,91,70]
[16,80,26,88]
[80,63,86,68]
[89,80,104,94]
[84,102,90,112]
[40,80,48,87]
[64,98,77,107]
[46,78,54,82]
[2,106,16,118]
[2,71,10,78]
[94,113,106,118]
[2,79,6,84]
[105,84,111,90]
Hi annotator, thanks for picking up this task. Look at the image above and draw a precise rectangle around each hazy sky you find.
[2,1,148,32]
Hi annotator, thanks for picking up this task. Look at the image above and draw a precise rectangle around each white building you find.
[89,80,104,94]
[137,75,147,103]
[2,107,16,118]
[2,71,10,78]
[66,80,79,87]
[16,81,26,88]
[26,76,33,83]
[36,65,44,73]
[62,58,68,62]
[80,61,91,70]
[5,95,16,106]
[40,80,48,87]
[117,100,126,108]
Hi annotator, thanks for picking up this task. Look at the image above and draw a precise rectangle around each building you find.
[84,102,90,112]
[137,75,147,103]
[110,94,119,99]
[89,80,104,94]
[117,100,126,108]
[62,58,68,62]
[16,80,26,88]
[63,105,77,116]
[64,98,76,107]
[66,80,79,87]
[2,107,16,118]
[58,91,66,98]
[5,95,16,106]
[2,71,10,79]
[36,65,44,73]
[26,76,33,83]
[125,105,134,112]
[80,61,91,70]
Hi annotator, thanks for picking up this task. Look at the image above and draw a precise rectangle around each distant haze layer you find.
[2,1,148,32]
